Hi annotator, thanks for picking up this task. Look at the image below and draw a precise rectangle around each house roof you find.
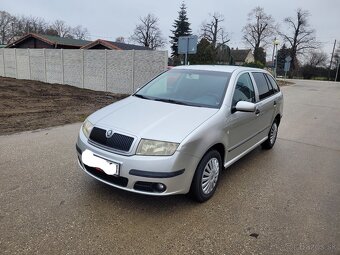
[81,39,151,50]
[6,33,91,48]
[230,49,252,62]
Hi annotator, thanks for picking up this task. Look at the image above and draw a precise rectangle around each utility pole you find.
[328,39,336,81]
[335,60,340,82]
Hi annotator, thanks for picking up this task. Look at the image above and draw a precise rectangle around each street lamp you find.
[273,39,279,78]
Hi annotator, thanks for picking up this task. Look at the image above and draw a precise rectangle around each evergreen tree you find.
[190,38,216,65]
[276,44,291,75]
[170,2,192,63]
[254,47,266,65]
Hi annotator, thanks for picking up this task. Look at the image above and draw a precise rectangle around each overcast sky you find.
[2,0,339,57]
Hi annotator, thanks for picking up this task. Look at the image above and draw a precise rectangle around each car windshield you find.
[134,69,231,108]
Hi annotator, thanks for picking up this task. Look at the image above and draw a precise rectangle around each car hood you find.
[88,96,219,143]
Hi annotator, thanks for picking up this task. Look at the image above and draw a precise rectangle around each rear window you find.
[252,72,273,100]
[265,74,280,93]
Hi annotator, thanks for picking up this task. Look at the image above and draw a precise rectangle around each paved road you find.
[1,80,339,255]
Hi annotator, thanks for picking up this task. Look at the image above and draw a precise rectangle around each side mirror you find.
[234,101,256,113]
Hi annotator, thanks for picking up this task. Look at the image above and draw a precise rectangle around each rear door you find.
[250,72,276,140]
[264,73,283,117]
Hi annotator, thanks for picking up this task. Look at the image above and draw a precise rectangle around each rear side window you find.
[265,74,280,93]
[252,72,273,100]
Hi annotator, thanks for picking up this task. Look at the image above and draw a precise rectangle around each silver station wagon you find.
[76,65,283,202]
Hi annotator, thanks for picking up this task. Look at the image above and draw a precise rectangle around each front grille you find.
[89,127,134,152]
[84,164,128,187]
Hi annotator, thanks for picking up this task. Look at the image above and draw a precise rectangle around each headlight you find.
[136,139,179,156]
[82,120,93,139]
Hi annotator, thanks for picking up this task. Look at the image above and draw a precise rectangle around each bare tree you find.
[1,10,92,44]
[279,9,318,74]
[130,14,165,49]
[26,16,47,33]
[51,20,72,38]
[306,50,328,67]
[0,11,15,44]
[14,16,48,37]
[200,13,230,48]
[115,36,125,43]
[71,25,89,40]
[242,7,276,62]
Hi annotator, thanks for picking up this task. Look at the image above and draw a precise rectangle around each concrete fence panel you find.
[0,49,5,77]
[106,50,134,94]
[16,49,30,80]
[30,49,45,82]
[0,48,167,94]
[84,50,106,91]
[134,51,167,89]
[63,49,83,88]
[4,49,16,78]
[46,49,63,84]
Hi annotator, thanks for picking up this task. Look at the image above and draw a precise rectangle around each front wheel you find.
[262,121,278,149]
[190,150,222,202]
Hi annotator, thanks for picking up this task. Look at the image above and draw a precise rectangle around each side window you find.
[265,74,280,93]
[232,73,256,107]
[252,72,273,100]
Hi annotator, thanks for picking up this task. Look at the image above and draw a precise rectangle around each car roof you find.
[172,65,265,73]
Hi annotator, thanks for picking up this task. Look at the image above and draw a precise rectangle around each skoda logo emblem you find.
[106,129,114,138]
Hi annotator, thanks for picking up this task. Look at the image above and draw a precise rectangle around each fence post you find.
[43,48,47,82]
[14,48,18,79]
[132,50,135,93]
[2,49,6,77]
[105,49,107,92]
[82,49,84,88]
[28,49,31,80]
[61,49,64,84]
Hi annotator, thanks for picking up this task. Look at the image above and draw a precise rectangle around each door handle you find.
[273,101,277,107]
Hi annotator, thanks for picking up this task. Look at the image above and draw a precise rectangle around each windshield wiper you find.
[134,94,152,100]
[153,98,197,106]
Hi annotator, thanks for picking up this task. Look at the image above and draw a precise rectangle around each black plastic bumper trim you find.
[129,169,185,178]
[76,144,82,154]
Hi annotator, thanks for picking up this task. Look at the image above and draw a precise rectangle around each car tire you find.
[262,120,278,150]
[190,150,222,202]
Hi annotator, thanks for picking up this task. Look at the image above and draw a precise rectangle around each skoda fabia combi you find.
[76,65,283,202]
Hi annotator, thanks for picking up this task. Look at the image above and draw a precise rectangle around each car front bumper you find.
[76,130,200,196]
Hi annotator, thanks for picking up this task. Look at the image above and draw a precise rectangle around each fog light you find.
[154,183,166,192]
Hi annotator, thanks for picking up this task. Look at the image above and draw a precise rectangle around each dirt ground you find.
[0,77,127,135]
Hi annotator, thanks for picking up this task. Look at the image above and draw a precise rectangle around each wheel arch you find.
[206,143,225,165]
[274,113,282,127]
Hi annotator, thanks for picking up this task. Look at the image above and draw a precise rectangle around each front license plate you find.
[82,149,120,176]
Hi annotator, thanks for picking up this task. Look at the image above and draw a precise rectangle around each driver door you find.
[226,72,261,162]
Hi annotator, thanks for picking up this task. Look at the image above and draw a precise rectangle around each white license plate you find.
[81,149,120,176]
